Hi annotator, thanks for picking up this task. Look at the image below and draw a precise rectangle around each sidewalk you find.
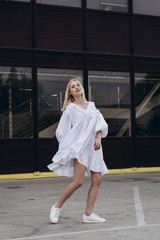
[0,173,160,240]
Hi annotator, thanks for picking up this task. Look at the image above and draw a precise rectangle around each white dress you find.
[48,101,108,177]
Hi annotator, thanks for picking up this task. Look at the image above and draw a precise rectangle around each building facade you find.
[0,0,160,174]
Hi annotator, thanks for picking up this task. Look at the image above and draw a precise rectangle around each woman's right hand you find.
[94,137,101,151]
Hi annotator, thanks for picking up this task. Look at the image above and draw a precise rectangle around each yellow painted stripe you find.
[0,167,160,181]
[108,167,160,175]
[0,172,61,181]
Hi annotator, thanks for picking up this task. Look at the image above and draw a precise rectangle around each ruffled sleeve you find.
[95,111,108,138]
[56,108,72,143]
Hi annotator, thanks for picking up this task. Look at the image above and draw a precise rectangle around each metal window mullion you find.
[32,0,39,172]
[129,0,136,167]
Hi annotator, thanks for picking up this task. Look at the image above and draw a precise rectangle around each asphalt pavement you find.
[0,172,160,240]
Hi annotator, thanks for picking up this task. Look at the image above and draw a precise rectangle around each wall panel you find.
[0,140,34,174]
[134,57,160,73]
[86,12,130,54]
[87,55,131,71]
[103,138,133,169]
[38,139,58,172]
[135,138,160,167]
[37,52,83,68]
[133,16,160,57]
[0,49,32,66]
[36,6,83,51]
[0,4,32,48]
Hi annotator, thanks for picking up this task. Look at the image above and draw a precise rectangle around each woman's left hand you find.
[94,137,101,151]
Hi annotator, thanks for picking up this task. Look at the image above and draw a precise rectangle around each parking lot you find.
[0,172,160,240]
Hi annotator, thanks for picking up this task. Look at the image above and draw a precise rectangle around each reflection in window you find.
[133,0,160,17]
[36,0,81,7]
[88,71,130,136]
[135,73,160,136]
[37,68,83,138]
[0,67,32,138]
[87,0,128,12]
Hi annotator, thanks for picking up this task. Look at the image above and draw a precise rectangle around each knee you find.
[74,179,84,189]
[92,174,102,187]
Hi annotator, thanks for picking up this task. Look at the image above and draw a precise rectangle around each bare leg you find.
[56,159,86,208]
[85,171,102,215]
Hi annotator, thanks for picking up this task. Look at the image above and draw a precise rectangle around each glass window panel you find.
[88,71,131,136]
[37,68,83,138]
[0,66,32,138]
[135,73,160,136]
[87,0,128,12]
[36,0,81,7]
[133,0,160,17]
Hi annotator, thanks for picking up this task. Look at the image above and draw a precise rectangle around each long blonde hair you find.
[62,79,87,111]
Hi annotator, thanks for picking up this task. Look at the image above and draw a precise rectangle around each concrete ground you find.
[0,172,160,240]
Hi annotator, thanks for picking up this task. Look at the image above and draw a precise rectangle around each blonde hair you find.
[62,79,87,111]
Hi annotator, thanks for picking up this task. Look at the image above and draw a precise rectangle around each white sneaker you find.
[82,213,106,223]
[50,204,61,224]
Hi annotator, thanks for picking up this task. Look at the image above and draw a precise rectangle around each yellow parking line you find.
[108,167,160,175]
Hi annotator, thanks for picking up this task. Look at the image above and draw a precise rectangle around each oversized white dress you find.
[47,101,108,177]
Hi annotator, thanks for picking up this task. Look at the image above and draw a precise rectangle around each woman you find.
[48,79,108,223]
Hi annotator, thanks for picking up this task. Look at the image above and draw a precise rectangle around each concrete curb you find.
[0,167,160,181]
